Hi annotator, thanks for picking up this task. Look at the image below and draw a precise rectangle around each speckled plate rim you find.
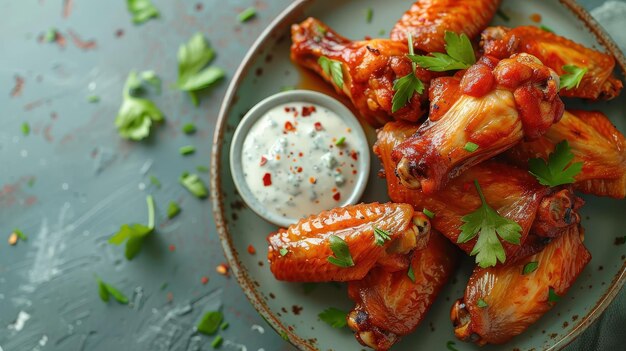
[210,1,626,350]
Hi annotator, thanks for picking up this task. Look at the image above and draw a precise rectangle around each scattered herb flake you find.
[96,278,129,304]
[319,307,348,328]
[13,229,27,241]
[179,172,208,198]
[458,180,522,268]
[392,32,424,113]
[327,235,354,267]
[149,175,161,188]
[279,330,289,341]
[176,33,225,105]
[560,64,588,90]
[279,248,288,256]
[522,261,539,275]
[464,142,479,152]
[477,298,488,308]
[528,140,583,187]
[160,282,168,290]
[43,28,58,42]
[21,122,30,136]
[87,95,100,103]
[167,201,181,219]
[280,85,296,92]
[407,265,416,282]
[409,31,476,72]
[318,56,344,89]
[237,7,256,22]
[447,340,459,351]
[548,287,560,303]
[211,335,223,348]
[365,7,373,23]
[127,0,160,24]
[197,311,223,335]
[140,70,161,93]
[182,123,197,134]
[179,145,196,156]
[220,322,229,330]
[423,208,435,219]
[115,71,164,141]
[335,136,346,147]
[196,165,209,173]
[539,24,554,33]
[108,195,155,260]
[378,29,386,35]
[373,227,391,246]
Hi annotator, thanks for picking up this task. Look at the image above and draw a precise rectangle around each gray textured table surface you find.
[0,1,624,350]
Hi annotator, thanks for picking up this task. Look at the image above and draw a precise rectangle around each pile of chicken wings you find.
[266,1,626,349]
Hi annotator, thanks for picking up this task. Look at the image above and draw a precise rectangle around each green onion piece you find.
[87,95,100,103]
[539,25,554,33]
[423,208,435,219]
[211,335,223,348]
[335,137,346,147]
[464,142,479,152]
[237,7,256,22]
[279,248,288,256]
[179,145,196,156]
[220,322,229,330]
[197,311,223,335]
[167,201,181,219]
[196,165,209,173]
[365,8,373,23]
[149,175,161,188]
[477,298,488,308]
[179,172,208,198]
[522,261,539,275]
[21,122,30,136]
[182,123,196,134]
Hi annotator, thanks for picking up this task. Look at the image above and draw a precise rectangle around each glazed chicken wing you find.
[507,110,626,198]
[374,121,582,262]
[267,203,430,282]
[481,26,623,100]
[347,231,458,351]
[391,0,501,53]
[392,54,564,193]
[451,224,591,345]
[291,17,441,126]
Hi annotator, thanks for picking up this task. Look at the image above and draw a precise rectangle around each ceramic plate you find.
[211,1,626,350]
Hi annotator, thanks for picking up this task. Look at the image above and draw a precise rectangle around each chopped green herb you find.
[560,64,588,90]
[140,70,161,93]
[176,33,225,105]
[447,340,459,351]
[87,95,100,103]
[196,165,209,173]
[167,201,181,219]
[464,142,479,152]
[335,136,346,147]
[409,31,476,72]
[319,307,348,328]
[160,282,168,290]
[373,227,391,246]
[423,208,435,219]
[318,56,344,89]
[539,25,554,33]
[496,8,510,22]
[182,123,197,134]
[27,177,36,187]
[548,287,560,303]
[407,265,416,283]
[211,335,223,348]
[477,298,488,308]
[327,234,354,268]
[43,27,57,42]
[302,282,317,294]
[280,85,296,92]
[108,195,155,260]
[392,32,424,113]
[458,180,522,268]
[522,261,539,275]
[237,7,257,22]
[528,140,583,187]
[220,322,229,330]
[378,29,386,36]
[179,172,208,198]
[365,8,373,23]
[21,122,30,136]
[96,278,129,304]
[197,311,223,335]
[179,145,196,156]
[279,330,289,341]
[127,0,160,24]
[115,71,164,141]
[13,229,27,241]
[149,175,161,188]
[279,248,288,256]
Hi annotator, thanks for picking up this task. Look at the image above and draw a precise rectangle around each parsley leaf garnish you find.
[522,261,539,275]
[458,180,522,268]
[197,311,223,335]
[327,234,354,267]
[423,208,435,219]
[279,248,289,256]
[127,0,160,24]
[13,229,27,241]
[115,71,164,141]
[477,298,488,308]
[392,32,424,113]
[179,172,208,198]
[407,265,416,282]
[96,277,129,304]
[560,65,588,90]
[409,31,476,72]
[319,307,348,328]
[548,287,560,303]
[167,201,181,219]
[211,335,223,348]
[318,56,344,89]
[373,227,391,246]
[108,195,155,260]
[176,33,225,105]
[464,142,479,152]
[528,140,583,187]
